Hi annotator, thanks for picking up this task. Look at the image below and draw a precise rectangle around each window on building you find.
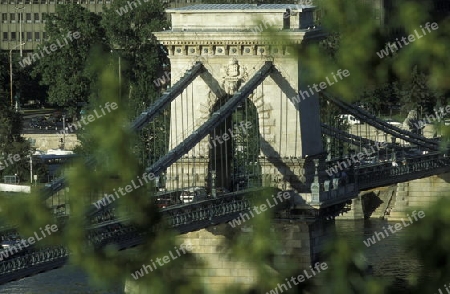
[26,13,31,22]
[34,13,40,22]
[11,32,16,40]
[2,32,8,41]
[27,31,32,41]
[10,13,16,23]
[35,32,40,41]
[42,13,47,22]
[2,14,7,23]
[43,32,47,40]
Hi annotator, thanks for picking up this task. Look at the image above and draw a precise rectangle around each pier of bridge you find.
[123,4,335,292]
[124,219,333,293]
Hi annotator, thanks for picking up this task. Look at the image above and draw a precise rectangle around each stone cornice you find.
[153,30,326,46]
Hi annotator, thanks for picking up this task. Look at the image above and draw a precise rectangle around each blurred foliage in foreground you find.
[1,0,450,293]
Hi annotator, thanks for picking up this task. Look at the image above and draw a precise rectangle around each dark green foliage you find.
[0,98,30,182]
[31,4,108,117]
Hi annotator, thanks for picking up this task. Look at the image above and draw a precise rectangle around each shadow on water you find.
[335,218,426,292]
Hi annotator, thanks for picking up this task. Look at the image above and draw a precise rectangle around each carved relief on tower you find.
[221,58,248,95]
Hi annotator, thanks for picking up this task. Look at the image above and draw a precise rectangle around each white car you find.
[179,187,208,204]
[338,114,361,125]
[384,118,402,127]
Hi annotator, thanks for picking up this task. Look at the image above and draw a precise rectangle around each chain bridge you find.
[1,3,449,288]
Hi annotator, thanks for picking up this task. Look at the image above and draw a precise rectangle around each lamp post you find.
[15,5,25,57]
[9,43,25,107]
[110,49,121,99]
[62,114,66,150]
[391,137,396,161]
[210,170,216,198]
[30,154,32,184]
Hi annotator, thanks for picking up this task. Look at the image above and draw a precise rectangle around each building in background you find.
[1,0,448,52]
[0,1,110,52]
[0,0,201,52]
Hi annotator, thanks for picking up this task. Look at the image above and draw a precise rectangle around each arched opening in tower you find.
[208,97,261,193]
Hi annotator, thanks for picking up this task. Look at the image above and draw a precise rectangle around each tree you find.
[102,0,170,166]
[31,4,108,118]
[394,66,439,116]
[0,98,30,182]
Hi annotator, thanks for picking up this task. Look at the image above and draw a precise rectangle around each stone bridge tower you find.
[154,4,326,199]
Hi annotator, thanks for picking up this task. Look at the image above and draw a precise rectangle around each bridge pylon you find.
[154,4,326,197]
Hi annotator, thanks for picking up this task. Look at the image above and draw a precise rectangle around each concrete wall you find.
[336,173,450,221]
[22,134,79,151]
[0,183,30,193]
[387,173,450,221]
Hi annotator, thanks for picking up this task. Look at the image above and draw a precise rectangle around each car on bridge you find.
[179,187,208,204]
[384,118,402,128]
[155,197,173,209]
[338,114,361,125]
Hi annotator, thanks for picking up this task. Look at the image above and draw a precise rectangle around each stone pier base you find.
[124,219,334,293]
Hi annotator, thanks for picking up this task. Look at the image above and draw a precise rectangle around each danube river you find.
[0,218,421,293]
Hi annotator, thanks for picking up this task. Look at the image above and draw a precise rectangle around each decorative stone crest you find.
[402,110,421,134]
[221,58,248,95]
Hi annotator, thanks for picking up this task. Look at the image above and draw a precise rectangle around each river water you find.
[0,218,420,293]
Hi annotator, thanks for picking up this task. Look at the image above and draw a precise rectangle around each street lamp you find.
[391,137,396,161]
[29,154,32,184]
[15,5,25,57]
[62,114,66,150]
[210,170,216,198]
[9,42,25,107]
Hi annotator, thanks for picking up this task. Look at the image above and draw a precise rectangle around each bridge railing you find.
[356,152,450,190]
[0,246,68,283]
